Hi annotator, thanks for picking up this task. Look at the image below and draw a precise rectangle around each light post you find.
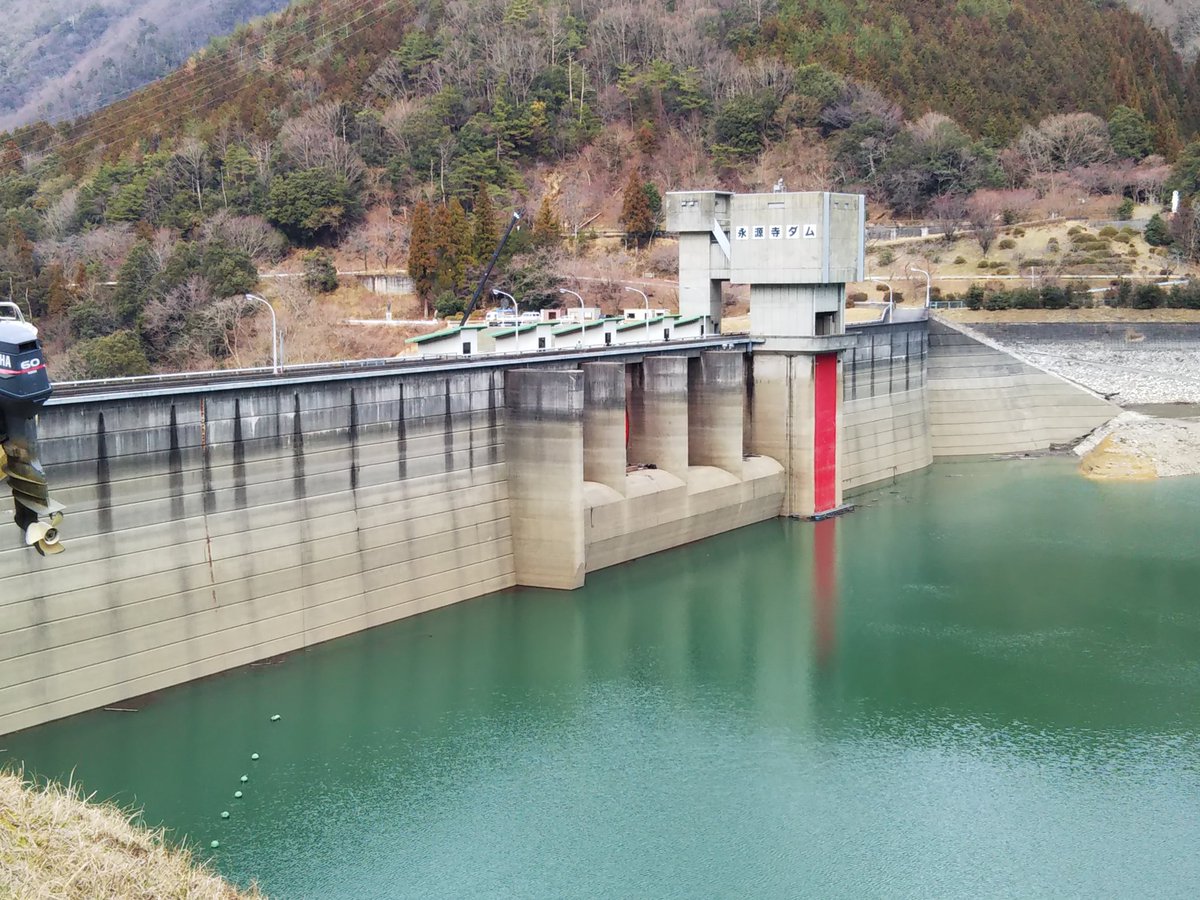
[558,287,585,319]
[492,288,519,354]
[624,286,650,343]
[245,293,279,374]
[907,263,931,309]
[868,277,893,322]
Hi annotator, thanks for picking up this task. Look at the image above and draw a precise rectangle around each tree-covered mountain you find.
[0,0,1199,377]
[0,0,290,130]
[1124,0,1200,58]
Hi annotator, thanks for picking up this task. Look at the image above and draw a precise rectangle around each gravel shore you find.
[1007,343,1200,405]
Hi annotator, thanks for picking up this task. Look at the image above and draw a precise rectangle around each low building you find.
[669,315,709,339]
[561,306,604,323]
[550,318,617,350]
[613,315,673,345]
[490,322,559,354]
[621,307,671,322]
[405,324,494,357]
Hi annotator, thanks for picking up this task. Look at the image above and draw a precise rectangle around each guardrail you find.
[50,335,757,404]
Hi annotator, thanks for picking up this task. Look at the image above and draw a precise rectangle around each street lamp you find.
[492,288,519,354]
[624,286,650,343]
[907,263,931,309]
[245,293,279,374]
[558,287,585,319]
[868,277,893,322]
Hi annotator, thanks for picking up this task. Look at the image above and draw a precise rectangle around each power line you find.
[7,0,313,130]
[12,0,382,149]
[10,0,400,156]
[51,0,393,154]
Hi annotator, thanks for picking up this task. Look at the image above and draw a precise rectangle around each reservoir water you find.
[6,458,1200,898]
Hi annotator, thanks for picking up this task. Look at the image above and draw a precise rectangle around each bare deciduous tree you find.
[201,211,287,262]
[967,193,1002,255]
[1012,113,1113,178]
[42,189,78,238]
[173,137,208,212]
[930,194,968,241]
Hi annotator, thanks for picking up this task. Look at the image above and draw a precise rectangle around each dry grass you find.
[0,770,261,899]
[860,212,1198,302]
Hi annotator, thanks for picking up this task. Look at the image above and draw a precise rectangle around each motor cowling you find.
[0,303,64,556]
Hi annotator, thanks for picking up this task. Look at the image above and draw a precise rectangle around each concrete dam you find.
[0,191,1120,737]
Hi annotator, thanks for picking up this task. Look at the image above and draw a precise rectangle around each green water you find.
[6,458,1200,898]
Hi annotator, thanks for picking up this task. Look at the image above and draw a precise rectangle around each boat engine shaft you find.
[0,301,64,556]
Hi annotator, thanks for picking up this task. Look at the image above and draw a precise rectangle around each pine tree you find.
[447,197,471,270]
[432,200,469,296]
[471,183,498,262]
[408,200,436,310]
[531,196,560,247]
[112,240,160,326]
[620,172,655,249]
[1145,213,1171,247]
[44,263,72,318]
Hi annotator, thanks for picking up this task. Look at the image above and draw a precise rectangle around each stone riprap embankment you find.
[971,323,1200,405]
[1074,412,1200,480]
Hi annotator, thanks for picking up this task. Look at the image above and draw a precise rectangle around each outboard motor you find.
[0,302,64,555]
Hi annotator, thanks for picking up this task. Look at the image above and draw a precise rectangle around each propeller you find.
[25,511,64,556]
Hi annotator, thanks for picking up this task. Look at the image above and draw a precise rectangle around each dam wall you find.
[0,323,1124,736]
[0,369,517,736]
[838,317,1119,492]
[0,342,787,736]
[926,320,1119,456]
[841,321,933,491]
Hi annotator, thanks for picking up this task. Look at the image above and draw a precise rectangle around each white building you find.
[550,317,617,349]
[621,307,671,322]
[669,314,708,339]
[405,324,494,357]
[612,315,673,345]
[561,306,604,323]
[490,321,559,354]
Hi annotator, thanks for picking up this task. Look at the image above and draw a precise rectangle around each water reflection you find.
[5,459,1200,898]
[811,517,838,671]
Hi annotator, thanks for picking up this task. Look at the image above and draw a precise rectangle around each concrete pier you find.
[582,363,626,494]
[505,369,585,590]
[749,354,816,517]
[628,356,689,481]
[687,351,744,478]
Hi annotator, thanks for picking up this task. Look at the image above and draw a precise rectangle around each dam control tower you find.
[665,189,865,518]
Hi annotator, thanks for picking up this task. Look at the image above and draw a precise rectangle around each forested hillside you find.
[1,0,1200,378]
[1124,0,1200,58]
[0,0,290,129]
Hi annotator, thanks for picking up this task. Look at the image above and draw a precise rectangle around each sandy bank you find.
[1075,412,1200,480]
